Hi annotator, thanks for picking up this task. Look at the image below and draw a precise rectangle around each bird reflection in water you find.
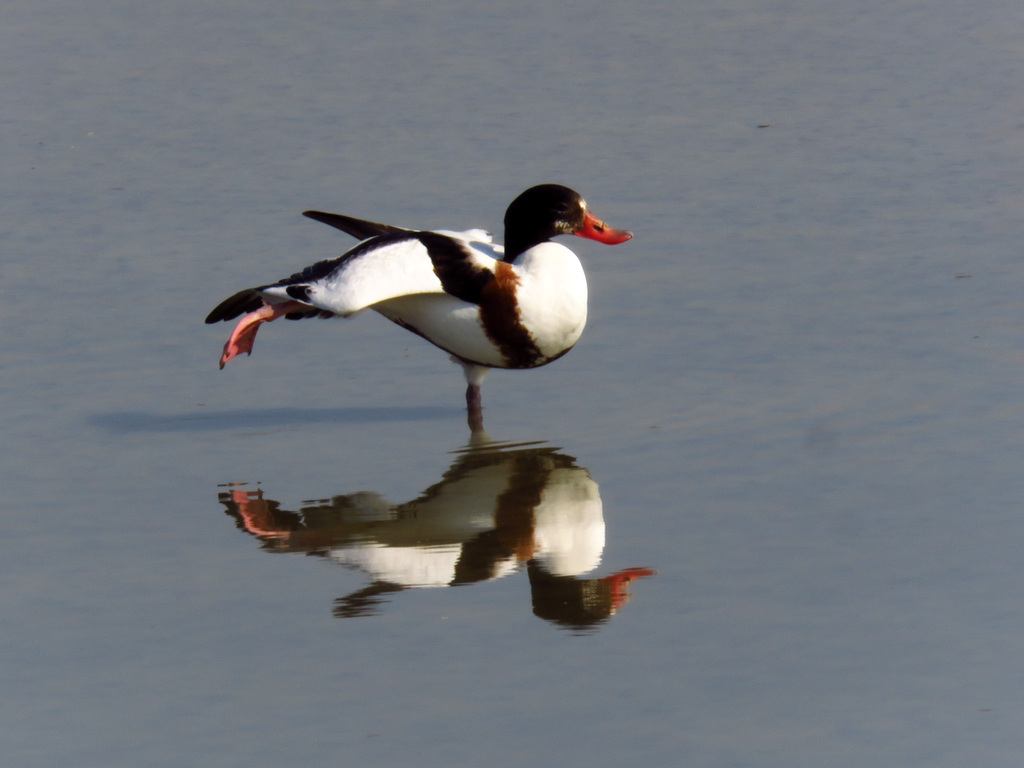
[216,440,654,631]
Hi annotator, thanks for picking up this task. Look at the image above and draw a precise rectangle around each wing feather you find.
[302,210,407,240]
[206,230,501,324]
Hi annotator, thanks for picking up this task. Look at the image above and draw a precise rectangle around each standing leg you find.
[459,363,489,434]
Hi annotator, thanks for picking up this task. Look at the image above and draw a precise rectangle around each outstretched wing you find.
[302,210,408,240]
[206,230,501,324]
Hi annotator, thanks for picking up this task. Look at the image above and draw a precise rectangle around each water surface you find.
[4,1,1024,766]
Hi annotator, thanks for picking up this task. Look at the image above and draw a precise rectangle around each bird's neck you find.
[503,231,548,263]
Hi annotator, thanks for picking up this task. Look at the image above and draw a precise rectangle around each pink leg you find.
[219,300,307,369]
[460,364,489,434]
[466,383,484,433]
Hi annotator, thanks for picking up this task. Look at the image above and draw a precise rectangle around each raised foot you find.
[219,300,307,368]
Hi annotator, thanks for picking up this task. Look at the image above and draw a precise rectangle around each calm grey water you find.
[4,0,1024,765]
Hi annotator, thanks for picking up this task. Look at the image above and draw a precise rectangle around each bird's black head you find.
[503,184,632,261]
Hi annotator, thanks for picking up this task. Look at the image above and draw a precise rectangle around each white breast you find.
[512,242,589,360]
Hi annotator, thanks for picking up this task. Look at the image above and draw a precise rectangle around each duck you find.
[205,184,633,428]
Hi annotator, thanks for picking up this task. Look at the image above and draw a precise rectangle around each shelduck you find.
[205,184,632,427]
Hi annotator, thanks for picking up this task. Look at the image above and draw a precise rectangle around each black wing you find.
[302,210,407,240]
